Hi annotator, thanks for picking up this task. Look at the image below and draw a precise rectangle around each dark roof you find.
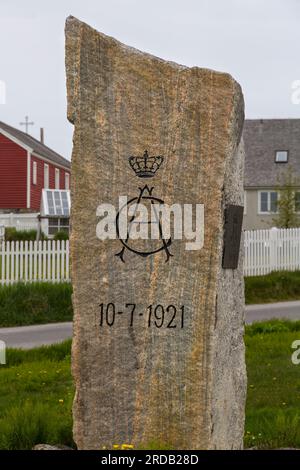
[0,121,70,169]
[243,119,300,188]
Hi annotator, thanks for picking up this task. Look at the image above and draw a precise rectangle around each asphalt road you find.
[245,300,300,324]
[0,322,73,349]
[1,301,300,349]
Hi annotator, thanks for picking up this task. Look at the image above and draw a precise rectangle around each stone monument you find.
[65,16,246,450]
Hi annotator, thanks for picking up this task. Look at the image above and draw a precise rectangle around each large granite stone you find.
[65,16,246,450]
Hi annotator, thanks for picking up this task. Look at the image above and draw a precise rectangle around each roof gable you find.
[243,119,300,188]
[0,121,70,170]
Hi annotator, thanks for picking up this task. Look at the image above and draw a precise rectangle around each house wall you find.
[243,189,277,230]
[31,156,45,211]
[30,156,71,211]
[0,133,27,210]
[0,132,71,213]
[60,168,69,190]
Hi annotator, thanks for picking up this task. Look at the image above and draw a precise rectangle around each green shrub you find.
[245,270,300,304]
[5,227,47,241]
[53,231,69,241]
[0,283,73,327]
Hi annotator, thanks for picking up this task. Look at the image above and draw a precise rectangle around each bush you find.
[53,231,69,241]
[5,227,47,241]
[245,270,300,304]
[0,282,73,327]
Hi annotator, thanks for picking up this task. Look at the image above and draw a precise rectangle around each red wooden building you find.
[0,121,71,213]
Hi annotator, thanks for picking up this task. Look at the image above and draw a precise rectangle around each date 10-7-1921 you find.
[99,303,185,328]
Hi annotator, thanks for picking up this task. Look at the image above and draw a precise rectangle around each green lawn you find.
[245,320,300,449]
[245,270,300,304]
[0,321,299,449]
[0,341,74,450]
[0,282,72,327]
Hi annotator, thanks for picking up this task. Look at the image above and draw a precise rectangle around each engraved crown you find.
[129,150,164,178]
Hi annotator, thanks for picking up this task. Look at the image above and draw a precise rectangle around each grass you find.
[0,321,300,449]
[245,270,300,304]
[0,340,73,450]
[245,320,300,448]
[0,282,72,327]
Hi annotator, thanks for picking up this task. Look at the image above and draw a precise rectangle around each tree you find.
[272,167,300,228]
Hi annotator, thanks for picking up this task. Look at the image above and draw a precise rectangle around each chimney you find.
[40,127,44,144]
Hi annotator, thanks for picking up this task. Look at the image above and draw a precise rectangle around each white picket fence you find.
[1,228,300,284]
[244,227,300,276]
[0,240,70,285]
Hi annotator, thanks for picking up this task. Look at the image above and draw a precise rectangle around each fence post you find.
[270,227,278,273]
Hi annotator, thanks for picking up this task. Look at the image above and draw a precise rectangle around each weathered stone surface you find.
[33,444,73,450]
[65,16,246,450]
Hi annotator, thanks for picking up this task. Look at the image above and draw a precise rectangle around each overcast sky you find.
[0,0,299,160]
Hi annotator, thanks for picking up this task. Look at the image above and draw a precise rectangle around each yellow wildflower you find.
[121,444,134,450]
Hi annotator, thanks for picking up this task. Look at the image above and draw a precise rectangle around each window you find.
[44,164,49,189]
[55,168,60,189]
[270,192,278,212]
[43,190,70,217]
[65,173,70,190]
[295,192,300,212]
[259,191,278,214]
[42,189,71,237]
[275,150,288,163]
[48,217,70,236]
[33,161,37,185]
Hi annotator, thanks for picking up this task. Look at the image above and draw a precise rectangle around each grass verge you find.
[245,270,300,304]
[0,340,73,450]
[245,320,300,448]
[0,282,72,327]
[0,321,300,449]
